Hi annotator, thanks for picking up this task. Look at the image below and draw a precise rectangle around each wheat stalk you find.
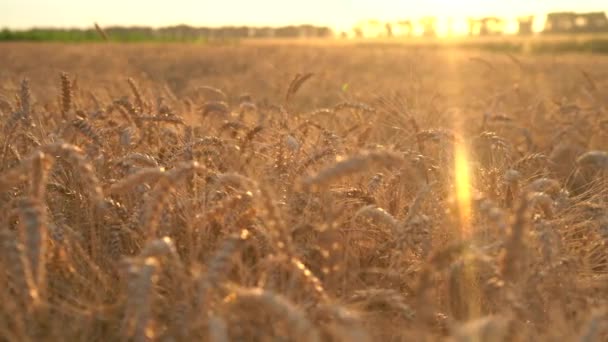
[300,150,404,190]
[94,22,109,41]
[127,78,146,112]
[60,72,73,118]
[19,79,31,122]
[226,285,321,342]
[285,72,314,105]
[14,197,48,307]
[140,161,205,237]
[123,257,159,342]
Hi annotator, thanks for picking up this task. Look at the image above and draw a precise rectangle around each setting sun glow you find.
[0,0,605,31]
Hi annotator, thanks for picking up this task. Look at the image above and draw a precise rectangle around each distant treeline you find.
[0,24,333,42]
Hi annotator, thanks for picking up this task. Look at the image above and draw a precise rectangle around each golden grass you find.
[0,42,608,341]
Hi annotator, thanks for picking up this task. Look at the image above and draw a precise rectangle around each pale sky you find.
[0,0,606,30]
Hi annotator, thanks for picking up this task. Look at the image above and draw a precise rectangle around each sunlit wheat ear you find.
[225,285,321,342]
[42,142,103,204]
[285,72,314,105]
[513,152,550,170]
[140,180,174,239]
[140,161,205,238]
[199,85,227,100]
[333,101,376,113]
[127,77,146,112]
[60,72,72,118]
[19,78,31,121]
[201,101,230,117]
[239,125,264,153]
[7,145,22,163]
[221,119,249,136]
[188,136,227,153]
[107,167,166,195]
[116,152,159,168]
[208,231,250,289]
[123,257,159,342]
[139,236,178,259]
[0,229,30,306]
[354,205,399,230]
[115,97,141,127]
[306,107,334,120]
[365,173,383,195]
[118,125,138,148]
[300,150,404,191]
[416,128,458,145]
[527,192,554,219]
[29,151,53,200]
[331,188,375,205]
[137,113,185,125]
[71,117,103,147]
[195,229,250,314]
[238,101,257,120]
[14,197,48,307]
[289,257,327,301]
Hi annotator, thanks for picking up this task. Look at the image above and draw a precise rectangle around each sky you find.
[0,0,606,30]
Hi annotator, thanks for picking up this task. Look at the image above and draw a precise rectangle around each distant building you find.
[468,17,504,36]
[420,17,437,37]
[544,12,608,34]
[545,12,577,33]
[583,12,608,32]
[353,20,388,38]
[517,16,534,35]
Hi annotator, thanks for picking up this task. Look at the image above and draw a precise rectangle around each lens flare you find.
[452,119,481,319]
[454,140,472,237]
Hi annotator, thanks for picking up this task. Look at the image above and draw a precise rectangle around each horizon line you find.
[2,9,607,31]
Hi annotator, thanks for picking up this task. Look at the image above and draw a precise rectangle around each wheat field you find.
[1,42,608,341]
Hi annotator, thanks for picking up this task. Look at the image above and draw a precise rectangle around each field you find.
[4,29,608,54]
[1,42,608,341]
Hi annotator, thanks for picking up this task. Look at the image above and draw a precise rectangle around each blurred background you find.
[0,0,607,42]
